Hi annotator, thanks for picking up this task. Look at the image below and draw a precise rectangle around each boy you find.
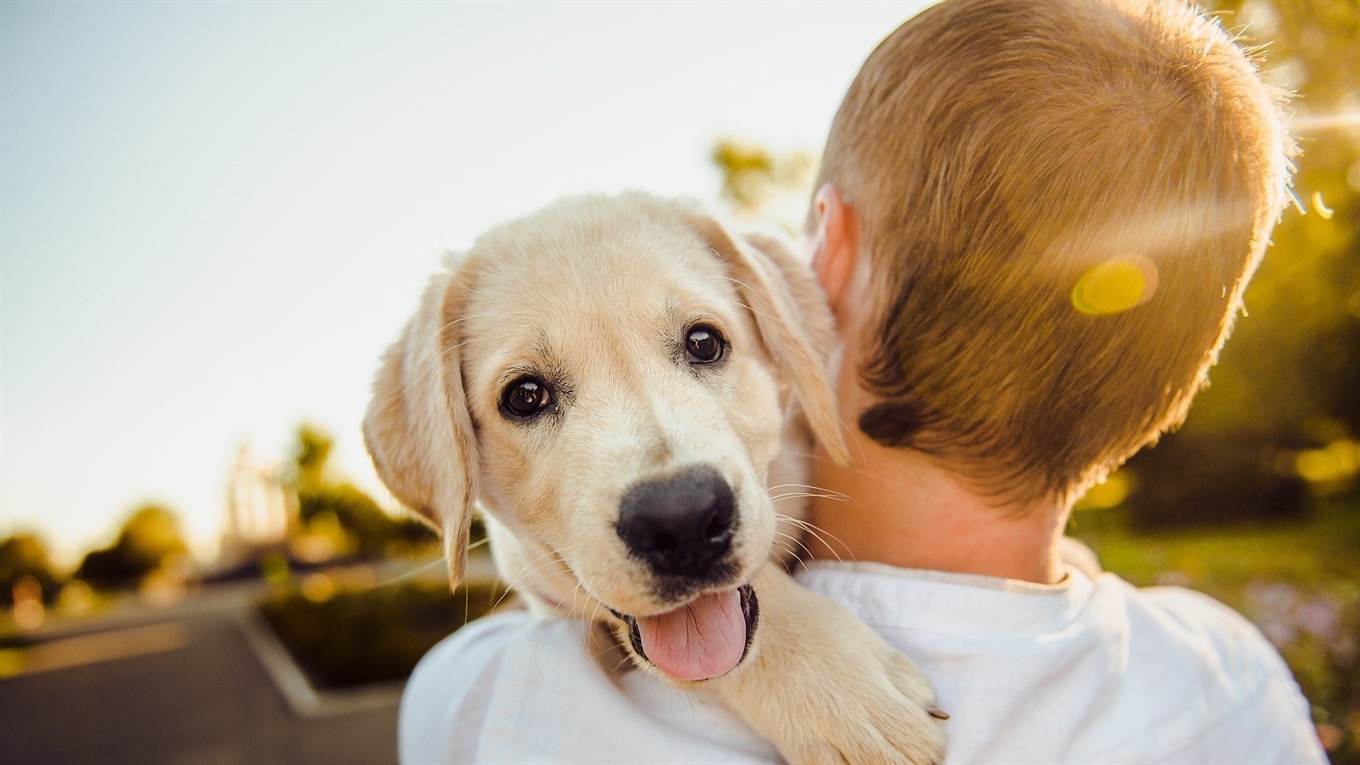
[399,0,1326,760]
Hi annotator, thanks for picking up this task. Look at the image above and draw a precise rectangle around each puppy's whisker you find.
[396,308,499,399]
[400,337,479,399]
[509,548,578,590]
[767,483,851,502]
[773,473,870,509]
[775,513,852,564]
[560,578,592,620]
[703,274,790,325]
[493,547,576,610]
[772,530,817,563]
[438,310,497,329]
[370,555,447,589]
[586,594,604,624]
[770,491,848,504]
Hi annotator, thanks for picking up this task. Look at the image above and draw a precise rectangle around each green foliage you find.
[75,504,188,590]
[116,505,188,568]
[712,138,816,226]
[1122,433,1310,529]
[298,483,402,558]
[287,423,436,560]
[0,534,63,606]
[257,577,506,688]
[291,422,335,489]
[1185,0,1360,438]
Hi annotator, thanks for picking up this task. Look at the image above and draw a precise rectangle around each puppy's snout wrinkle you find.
[617,466,735,580]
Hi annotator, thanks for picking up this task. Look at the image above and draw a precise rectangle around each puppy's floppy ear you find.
[363,265,479,587]
[684,209,851,466]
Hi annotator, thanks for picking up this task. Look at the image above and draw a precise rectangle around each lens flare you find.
[1311,191,1334,220]
[1071,255,1159,315]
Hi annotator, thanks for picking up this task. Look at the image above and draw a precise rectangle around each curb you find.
[233,607,404,719]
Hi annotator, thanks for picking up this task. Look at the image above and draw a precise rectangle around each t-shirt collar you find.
[797,559,1097,640]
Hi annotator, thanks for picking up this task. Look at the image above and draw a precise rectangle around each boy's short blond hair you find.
[817,0,1293,505]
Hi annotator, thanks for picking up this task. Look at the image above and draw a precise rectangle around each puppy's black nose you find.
[616,466,736,579]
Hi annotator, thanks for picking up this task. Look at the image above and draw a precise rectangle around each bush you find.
[76,504,188,590]
[0,534,63,606]
[257,575,507,689]
[1121,432,1310,530]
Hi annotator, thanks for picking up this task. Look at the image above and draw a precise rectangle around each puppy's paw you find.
[711,565,948,765]
[785,652,947,765]
[772,624,946,765]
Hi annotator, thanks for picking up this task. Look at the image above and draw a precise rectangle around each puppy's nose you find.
[616,466,736,579]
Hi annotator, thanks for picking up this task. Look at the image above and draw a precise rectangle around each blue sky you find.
[1,1,931,562]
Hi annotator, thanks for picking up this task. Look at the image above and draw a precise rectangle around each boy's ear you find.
[810,184,861,325]
[363,265,480,588]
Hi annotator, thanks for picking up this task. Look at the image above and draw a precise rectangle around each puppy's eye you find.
[501,377,553,419]
[685,325,725,364]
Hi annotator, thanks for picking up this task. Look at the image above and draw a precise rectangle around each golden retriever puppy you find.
[365,192,945,764]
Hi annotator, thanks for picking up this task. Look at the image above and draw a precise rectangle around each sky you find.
[1,1,933,564]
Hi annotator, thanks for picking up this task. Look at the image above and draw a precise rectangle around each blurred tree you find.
[0,533,63,606]
[298,483,400,559]
[1120,0,1360,524]
[1183,0,1360,439]
[712,138,816,229]
[76,504,189,589]
[292,422,334,490]
[285,423,432,559]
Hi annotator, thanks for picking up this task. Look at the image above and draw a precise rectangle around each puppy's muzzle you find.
[616,465,736,581]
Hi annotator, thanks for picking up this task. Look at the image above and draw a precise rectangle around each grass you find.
[1070,494,1360,763]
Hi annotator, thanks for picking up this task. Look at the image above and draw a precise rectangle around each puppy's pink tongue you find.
[636,589,746,681]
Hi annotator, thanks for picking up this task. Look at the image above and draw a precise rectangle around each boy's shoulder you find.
[793,562,1325,763]
[1086,575,1326,763]
[1106,575,1317,712]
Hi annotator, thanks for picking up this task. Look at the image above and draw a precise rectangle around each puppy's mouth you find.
[608,583,758,682]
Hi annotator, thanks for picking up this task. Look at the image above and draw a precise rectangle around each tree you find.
[1182,0,1360,440]
[76,504,188,589]
[1118,0,1360,524]
[711,138,816,229]
[292,422,335,490]
[0,533,63,606]
[298,483,401,558]
[286,423,432,559]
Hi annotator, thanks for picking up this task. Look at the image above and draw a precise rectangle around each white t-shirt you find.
[399,561,1327,764]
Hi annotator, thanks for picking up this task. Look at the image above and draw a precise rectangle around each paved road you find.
[1,590,403,765]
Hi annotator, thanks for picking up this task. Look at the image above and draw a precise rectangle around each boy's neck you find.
[804,430,1069,585]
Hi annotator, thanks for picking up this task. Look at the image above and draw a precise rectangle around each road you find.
[1,584,403,765]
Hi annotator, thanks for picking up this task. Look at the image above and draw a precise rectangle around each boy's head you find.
[815,0,1293,505]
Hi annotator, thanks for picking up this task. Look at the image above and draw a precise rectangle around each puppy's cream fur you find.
[366,193,944,764]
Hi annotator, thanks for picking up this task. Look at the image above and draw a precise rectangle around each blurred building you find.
[219,443,294,565]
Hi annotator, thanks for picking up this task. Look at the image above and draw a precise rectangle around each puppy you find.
[365,192,946,764]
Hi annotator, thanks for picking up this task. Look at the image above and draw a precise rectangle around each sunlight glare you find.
[1289,111,1360,134]
[1071,255,1158,316]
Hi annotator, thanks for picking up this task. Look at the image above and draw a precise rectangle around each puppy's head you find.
[365,193,844,680]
